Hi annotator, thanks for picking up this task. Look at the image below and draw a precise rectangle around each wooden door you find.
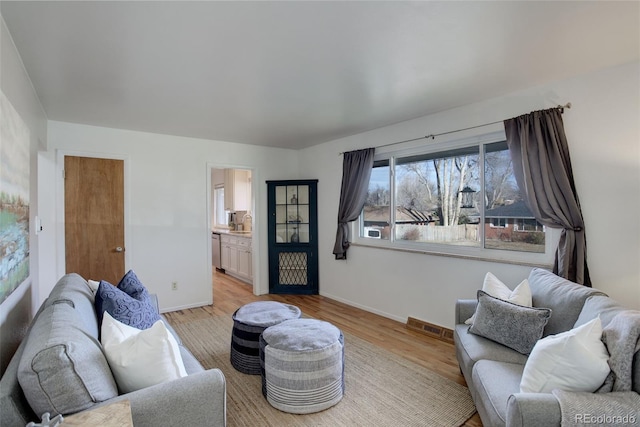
[65,156,125,284]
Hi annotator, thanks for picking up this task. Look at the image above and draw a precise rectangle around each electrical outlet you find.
[171,281,178,291]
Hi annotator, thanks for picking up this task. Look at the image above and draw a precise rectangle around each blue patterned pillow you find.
[95,281,161,330]
[117,270,151,303]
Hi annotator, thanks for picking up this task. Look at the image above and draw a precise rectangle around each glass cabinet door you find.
[275,184,310,244]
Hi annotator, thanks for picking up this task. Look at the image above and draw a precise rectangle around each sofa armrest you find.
[95,369,226,426]
[455,299,477,325]
[148,294,159,312]
[506,393,561,427]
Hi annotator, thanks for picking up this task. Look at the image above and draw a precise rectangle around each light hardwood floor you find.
[164,271,482,427]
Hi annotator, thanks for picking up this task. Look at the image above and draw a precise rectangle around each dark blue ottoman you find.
[260,318,345,414]
[230,301,301,375]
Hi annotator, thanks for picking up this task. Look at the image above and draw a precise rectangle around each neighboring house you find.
[484,201,544,242]
[363,201,544,245]
[363,206,434,239]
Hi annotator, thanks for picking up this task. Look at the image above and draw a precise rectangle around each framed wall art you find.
[0,90,31,304]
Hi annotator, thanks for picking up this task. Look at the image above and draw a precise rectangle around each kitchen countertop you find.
[212,228,252,238]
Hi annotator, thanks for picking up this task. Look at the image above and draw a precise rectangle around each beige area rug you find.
[170,314,476,427]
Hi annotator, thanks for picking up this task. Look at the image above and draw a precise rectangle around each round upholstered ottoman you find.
[260,318,345,414]
[230,301,301,374]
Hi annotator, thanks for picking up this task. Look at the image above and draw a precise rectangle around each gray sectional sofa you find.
[0,273,226,426]
[455,268,640,427]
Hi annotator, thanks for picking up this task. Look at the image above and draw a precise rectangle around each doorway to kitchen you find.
[208,166,255,294]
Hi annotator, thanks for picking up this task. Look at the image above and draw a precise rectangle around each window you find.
[361,160,390,240]
[489,218,507,228]
[394,145,480,245]
[214,186,227,227]
[514,218,544,232]
[358,132,551,261]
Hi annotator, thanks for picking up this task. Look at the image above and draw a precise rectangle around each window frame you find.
[213,185,228,227]
[353,130,559,266]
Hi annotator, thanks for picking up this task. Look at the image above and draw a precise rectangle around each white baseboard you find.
[160,300,212,313]
[159,293,406,325]
[222,270,253,285]
[320,292,407,324]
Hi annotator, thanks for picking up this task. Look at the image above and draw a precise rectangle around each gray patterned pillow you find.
[469,290,551,354]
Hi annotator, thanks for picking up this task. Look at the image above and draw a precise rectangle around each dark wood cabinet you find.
[266,180,318,294]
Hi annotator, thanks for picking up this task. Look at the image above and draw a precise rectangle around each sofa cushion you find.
[101,312,187,393]
[17,302,118,416]
[46,273,93,305]
[635,352,640,396]
[469,291,551,355]
[454,324,528,392]
[575,295,632,328]
[180,346,205,375]
[472,360,524,427]
[520,317,610,393]
[465,272,532,325]
[95,281,161,330]
[455,325,530,365]
[527,268,606,336]
[45,273,99,338]
[0,304,45,426]
[161,313,183,345]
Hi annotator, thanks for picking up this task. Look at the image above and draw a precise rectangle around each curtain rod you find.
[339,103,571,155]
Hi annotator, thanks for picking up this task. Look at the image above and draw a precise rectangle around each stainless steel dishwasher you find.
[212,232,222,270]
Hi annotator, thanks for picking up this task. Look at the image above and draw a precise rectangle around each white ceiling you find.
[2,1,638,149]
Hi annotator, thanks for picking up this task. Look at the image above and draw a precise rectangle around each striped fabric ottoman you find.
[230,301,301,374]
[260,318,345,414]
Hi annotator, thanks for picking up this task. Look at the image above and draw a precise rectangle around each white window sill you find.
[350,241,554,269]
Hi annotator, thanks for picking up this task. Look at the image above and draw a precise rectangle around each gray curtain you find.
[333,148,375,260]
[504,108,591,286]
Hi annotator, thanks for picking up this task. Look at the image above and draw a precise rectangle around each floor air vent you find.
[406,317,454,344]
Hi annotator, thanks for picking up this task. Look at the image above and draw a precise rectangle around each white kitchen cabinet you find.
[220,234,252,283]
[224,169,251,212]
[237,240,252,280]
[220,240,232,270]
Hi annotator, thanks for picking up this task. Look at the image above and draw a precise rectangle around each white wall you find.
[300,61,640,328]
[43,122,299,311]
[0,17,48,372]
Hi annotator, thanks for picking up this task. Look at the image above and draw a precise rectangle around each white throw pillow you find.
[520,317,610,393]
[87,279,100,294]
[465,272,532,324]
[101,312,188,393]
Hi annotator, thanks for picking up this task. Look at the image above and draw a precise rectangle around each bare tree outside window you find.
[394,147,479,245]
[484,143,520,209]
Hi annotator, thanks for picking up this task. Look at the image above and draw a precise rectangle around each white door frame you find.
[206,162,261,296]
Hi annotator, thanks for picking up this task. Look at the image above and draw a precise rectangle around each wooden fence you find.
[396,224,479,242]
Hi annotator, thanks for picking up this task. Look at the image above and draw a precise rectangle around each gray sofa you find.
[455,268,640,427]
[0,273,226,426]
